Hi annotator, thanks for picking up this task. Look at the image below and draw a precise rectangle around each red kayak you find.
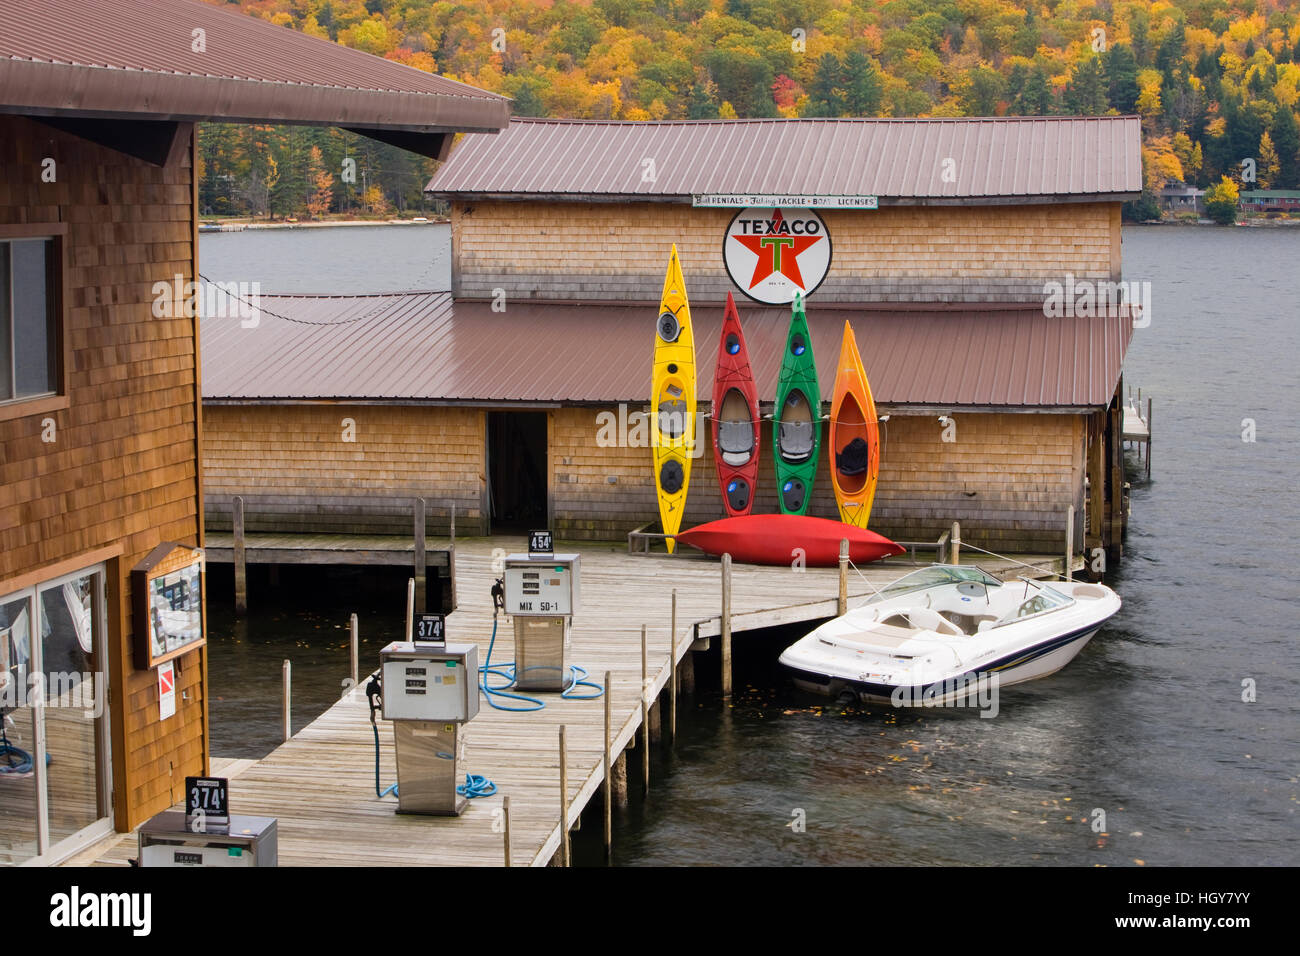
[711,292,761,516]
[674,514,905,567]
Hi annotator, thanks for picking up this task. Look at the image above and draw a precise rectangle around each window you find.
[0,225,66,420]
[1,564,113,866]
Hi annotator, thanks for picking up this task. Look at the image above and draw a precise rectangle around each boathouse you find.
[0,0,507,863]
[202,116,1141,561]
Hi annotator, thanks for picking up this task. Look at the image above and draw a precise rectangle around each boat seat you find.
[717,420,754,466]
[658,399,688,439]
[836,437,871,476]
[779,421,815,461]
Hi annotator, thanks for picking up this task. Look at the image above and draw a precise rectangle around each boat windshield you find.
[865,566,1002,604]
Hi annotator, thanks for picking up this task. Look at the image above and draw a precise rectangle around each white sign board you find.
[695,194,877,209]
[723,207,832,305]
[159,660,176,720]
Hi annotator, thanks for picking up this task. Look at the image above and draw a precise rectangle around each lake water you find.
[200,224,1300,866]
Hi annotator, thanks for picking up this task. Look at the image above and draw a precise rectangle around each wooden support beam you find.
[405,578,414,641]
[502,795,512,868]
[669,589,677,742]
[1145,398,1153,480]
[559,725,570,867]
[721,552,733,698]
[349,613,359,687]
[603,670,612,861]
[233,495,247,616]
[838,538,849,616]
[1065,505,1075,581]
[281,659,291,742]
[413,497,426,614]
[640,624,649,792]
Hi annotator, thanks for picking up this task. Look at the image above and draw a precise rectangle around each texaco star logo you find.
[723,207,832,305]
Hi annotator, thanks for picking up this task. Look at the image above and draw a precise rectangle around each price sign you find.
[528,530,553,556]
[186,776,229,831]
[414,613,445,643]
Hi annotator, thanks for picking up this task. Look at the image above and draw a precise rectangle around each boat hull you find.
[652,245,696,553]
[772,294,821,515]
[829,321,879,529]
[788,623,1103,705]
[711,292,760,517]
[674,514,904,566]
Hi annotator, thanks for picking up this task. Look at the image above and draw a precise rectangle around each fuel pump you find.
[371,640,484,816]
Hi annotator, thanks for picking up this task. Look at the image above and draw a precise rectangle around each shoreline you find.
[200,218,448,232]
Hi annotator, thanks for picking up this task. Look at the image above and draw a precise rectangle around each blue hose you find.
[479,615,605,710]
[0,721,33,776]
[371,717,494,800]
[457,774,497,798]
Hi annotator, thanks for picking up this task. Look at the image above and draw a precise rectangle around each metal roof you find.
[202,292,1132,409]
[427,116,1142,203]
[0,0,509,136]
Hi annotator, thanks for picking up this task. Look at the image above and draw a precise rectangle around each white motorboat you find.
[778,565,1120,706]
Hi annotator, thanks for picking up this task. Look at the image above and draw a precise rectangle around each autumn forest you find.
[197,0,1300,222]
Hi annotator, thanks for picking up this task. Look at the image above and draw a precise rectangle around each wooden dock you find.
[1123,389,1152,480]
[73,537,1076,868]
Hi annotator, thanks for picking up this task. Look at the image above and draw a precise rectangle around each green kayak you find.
[772,293,822,515]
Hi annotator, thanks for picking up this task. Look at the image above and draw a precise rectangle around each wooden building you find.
[0,0,506,864]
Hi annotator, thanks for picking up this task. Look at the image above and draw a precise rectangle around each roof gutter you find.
[0,58,511,139]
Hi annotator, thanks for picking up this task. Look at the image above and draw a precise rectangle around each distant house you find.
[0,0,506,863]
[1239,190,1300,213]
[1157,182,1205,214]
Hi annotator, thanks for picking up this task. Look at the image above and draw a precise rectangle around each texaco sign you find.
[723,207,832,305]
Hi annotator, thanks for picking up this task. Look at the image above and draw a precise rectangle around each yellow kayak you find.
[652,245,696,553]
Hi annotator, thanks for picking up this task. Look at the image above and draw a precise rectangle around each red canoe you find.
[711,292,761,516]
[674,514,905,567]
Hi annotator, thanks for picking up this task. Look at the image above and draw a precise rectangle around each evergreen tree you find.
[705,49,776,118]
[686,80,719,119]
[1130,8,1151,66]
[805,53,844,117]
[1106,44,1140,114]
[1270,107,1300,188]
[1064,57,1108,115]
[1156,19,1186,75]
[842,50,882,116]
[1017,68,1053,116]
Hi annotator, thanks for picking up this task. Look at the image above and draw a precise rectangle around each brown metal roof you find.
[202,292,1132,409]
[0,0,508,135]
[427,116,1142,203]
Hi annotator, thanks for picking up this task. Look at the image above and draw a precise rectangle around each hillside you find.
[198,0,1300,221]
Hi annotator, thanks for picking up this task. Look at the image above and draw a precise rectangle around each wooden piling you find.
[612,751,628,808]
[603,669,612,860]
[951,521,961,565]
[1065,505,1075,581]
[349,613,358,687]
[838,538,849,616]
[649,699,662,744]
[721,552,733,699]
[502,795,511,867]
[413,497,427,614]
[233,495,247,616]
[404,578,414,641]
[640,624,649,792]
[448,503,458,611]
[669,589,678,741]
[1145,398,1153,480]
[680,648,695,694]
[559,725,569,867]
[281,659,291,742]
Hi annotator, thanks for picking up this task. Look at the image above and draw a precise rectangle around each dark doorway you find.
[487,411,548,532]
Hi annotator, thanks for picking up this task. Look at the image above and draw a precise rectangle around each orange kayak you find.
[829,321,879,528]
